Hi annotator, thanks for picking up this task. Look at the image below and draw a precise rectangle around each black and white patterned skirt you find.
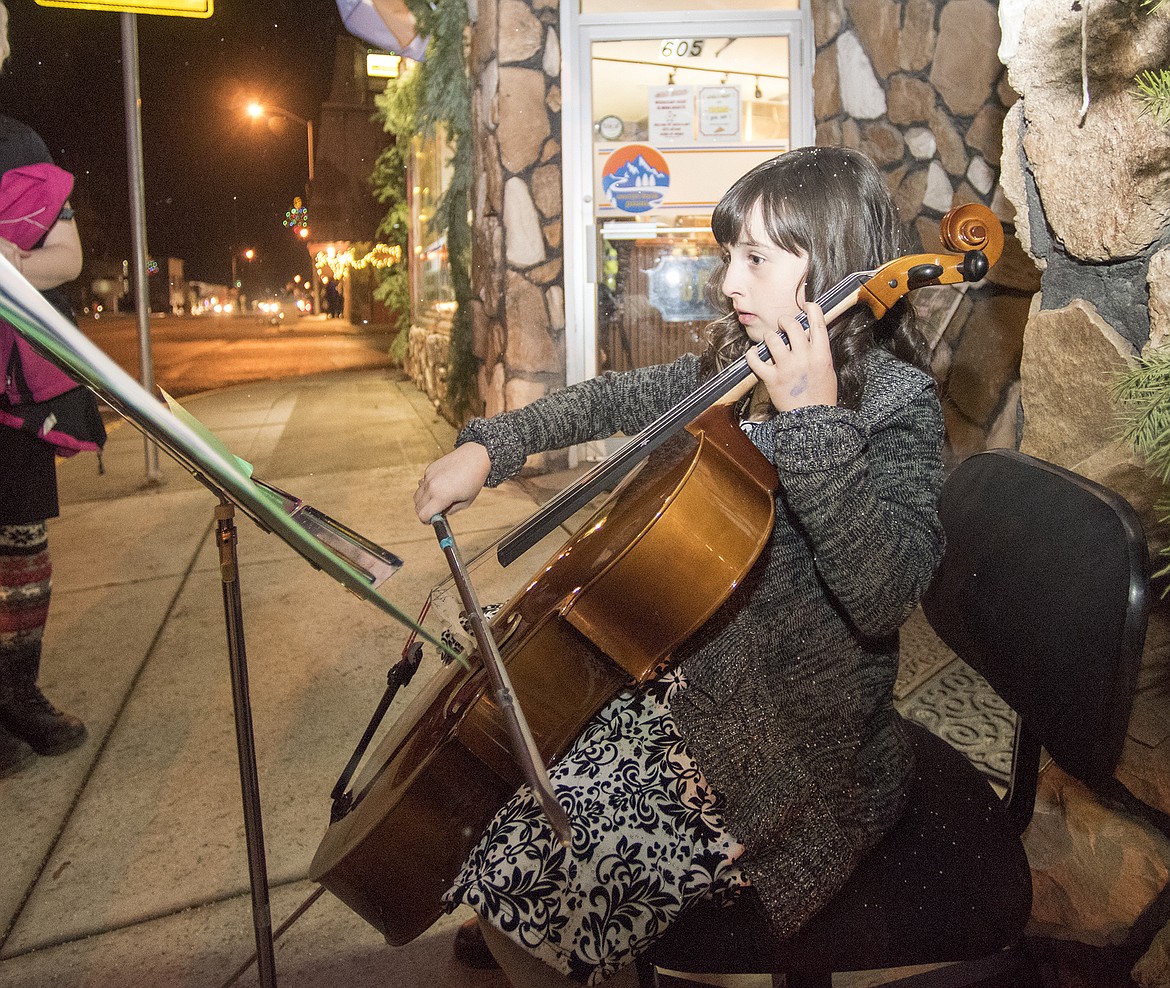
[444,669,748,984]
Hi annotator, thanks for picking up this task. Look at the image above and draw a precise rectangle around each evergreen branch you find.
[1133,69,1170,126]
[1115,351,1170,588]
[1112,351,1170,482]
[371,70,418,341]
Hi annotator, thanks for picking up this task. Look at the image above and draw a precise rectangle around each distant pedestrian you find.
[0,1,104,776]
[324,279,342,319]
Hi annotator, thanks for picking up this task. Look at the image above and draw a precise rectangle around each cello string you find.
[400,593,433,659]
[498,270,875,564]
[529,269,871,511]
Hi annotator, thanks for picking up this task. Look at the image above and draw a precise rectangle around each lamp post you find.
[231,247,255,314]
[246,100,318,312]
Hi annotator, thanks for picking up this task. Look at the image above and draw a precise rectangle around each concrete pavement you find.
[0,367,559,988]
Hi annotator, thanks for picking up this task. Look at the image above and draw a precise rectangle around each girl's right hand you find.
[414,442,492,522]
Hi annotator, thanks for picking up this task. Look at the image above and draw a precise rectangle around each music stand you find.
[0,257,451,987]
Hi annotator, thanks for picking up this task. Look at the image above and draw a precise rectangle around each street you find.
[78,311,397,400]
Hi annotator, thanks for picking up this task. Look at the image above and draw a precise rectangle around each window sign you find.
[648,86,694,145]
[367,53,402,78]
[698,86,741,142]
[601,144,671,214]
[594,144,784,217]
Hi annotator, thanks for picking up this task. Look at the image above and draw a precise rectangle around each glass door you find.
[561,9,813,396]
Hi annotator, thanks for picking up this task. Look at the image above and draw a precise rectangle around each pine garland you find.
[372,71,417,362]
[371,0,476,413]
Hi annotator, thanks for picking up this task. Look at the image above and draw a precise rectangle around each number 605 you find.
[661,39,704,58]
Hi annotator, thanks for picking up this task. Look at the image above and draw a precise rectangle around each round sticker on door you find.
[601,144,670,214]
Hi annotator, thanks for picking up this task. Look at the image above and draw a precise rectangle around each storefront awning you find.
[336,0,428,62]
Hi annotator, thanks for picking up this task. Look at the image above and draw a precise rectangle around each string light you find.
[313,243,403,280]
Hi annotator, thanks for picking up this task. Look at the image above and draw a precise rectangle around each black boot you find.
[0,642,87,756]
[0,722,33,776]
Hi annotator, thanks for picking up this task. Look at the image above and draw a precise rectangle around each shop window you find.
[411,128,456,319]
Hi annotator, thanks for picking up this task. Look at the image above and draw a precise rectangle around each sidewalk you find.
[0,368,549,988]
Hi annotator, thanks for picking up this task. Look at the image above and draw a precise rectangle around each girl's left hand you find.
[745,300,838,412]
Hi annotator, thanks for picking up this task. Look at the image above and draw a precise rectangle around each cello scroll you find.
[856,203,1003,319]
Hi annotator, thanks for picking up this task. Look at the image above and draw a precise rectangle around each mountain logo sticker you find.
[601,144,670,214]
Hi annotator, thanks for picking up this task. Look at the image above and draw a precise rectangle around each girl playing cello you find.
[414,146,946,987]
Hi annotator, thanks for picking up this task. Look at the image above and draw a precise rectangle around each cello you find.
[309,203,1004,945]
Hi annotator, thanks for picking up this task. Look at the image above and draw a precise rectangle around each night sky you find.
[0,1,358,292]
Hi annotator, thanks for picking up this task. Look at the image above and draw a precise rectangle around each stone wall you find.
[998,2,1170,984]
[466,0,568,471]
[406,312,453,407]
[812,0,1040,464]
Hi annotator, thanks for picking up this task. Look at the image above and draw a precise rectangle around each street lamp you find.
[245,99,319,315]
[231,246,255,286]
[231,247,255,313]
[245,101,315,183]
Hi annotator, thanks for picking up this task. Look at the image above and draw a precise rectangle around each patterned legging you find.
[0,523,52,655]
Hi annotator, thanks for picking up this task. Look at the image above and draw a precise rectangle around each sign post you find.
[34,0,213,479]
[117,14,164,485]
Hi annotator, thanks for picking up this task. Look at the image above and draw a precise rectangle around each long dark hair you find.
[698,146,930,410]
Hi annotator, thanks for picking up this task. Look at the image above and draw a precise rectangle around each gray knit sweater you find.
[457,348,945,940]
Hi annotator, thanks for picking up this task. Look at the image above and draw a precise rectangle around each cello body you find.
[309,404,779,944]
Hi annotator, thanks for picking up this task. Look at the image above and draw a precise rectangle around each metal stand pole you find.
[215,500,278,988]
[430,514,572,846]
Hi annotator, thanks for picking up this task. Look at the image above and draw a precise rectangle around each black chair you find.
[637,449,1150,988]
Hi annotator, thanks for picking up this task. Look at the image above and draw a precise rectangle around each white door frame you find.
[559,5,815,392]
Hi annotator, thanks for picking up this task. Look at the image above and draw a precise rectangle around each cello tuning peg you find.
[906,263,944,288]
[960,250,989,283]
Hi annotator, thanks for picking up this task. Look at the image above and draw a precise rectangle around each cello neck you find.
[495,269,874,567]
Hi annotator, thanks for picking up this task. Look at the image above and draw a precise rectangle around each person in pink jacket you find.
[0,1,97,775]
